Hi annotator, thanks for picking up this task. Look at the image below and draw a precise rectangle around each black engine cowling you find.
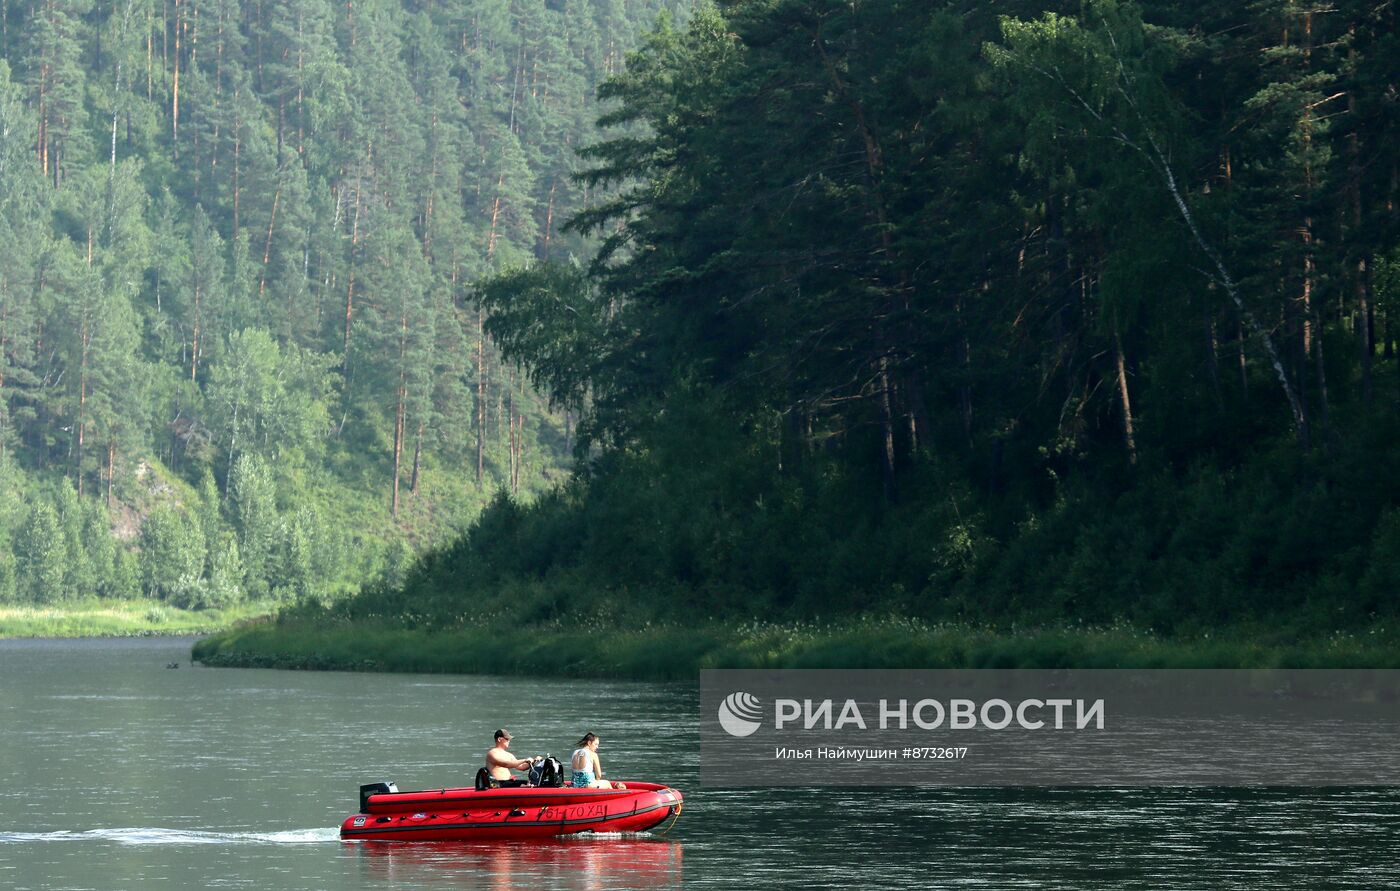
[358,781,397,813]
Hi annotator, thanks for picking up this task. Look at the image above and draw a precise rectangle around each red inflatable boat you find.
[340,782,684,841]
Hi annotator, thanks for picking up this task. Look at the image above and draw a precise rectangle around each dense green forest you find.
[297,0,1400,640]
[0,0,687,607]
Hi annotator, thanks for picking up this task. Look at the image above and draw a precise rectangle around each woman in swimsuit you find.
[570,732,625,789]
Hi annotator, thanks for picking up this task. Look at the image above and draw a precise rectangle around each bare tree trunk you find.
[1018,40,1309,445]
[1114,329,1138,464]
[410,422,423,496]
[76,320,88,495]
[1313,301,1330,434]
[541,177,556,259]
[107,0,134,247]
[1302,216,1314,357]
[812,21,899,498]
[260,176,280,299]
[391,284,408,517]
[232,122,241,233]
[1205,310,1222,406]
[191,280,202,380]
[295,11,305,154]
[517,413,525,491]
[172,0,181,155]
[391,386,403,517]
[1290,302,1312,450]
[508,42,523,134]
[343,170,362,371]
[225,400,240,494]
[475,306,485,487]
[1359,257,1374,401]
[486,173,504,262]
[1301,131,1327,433]
[37,59,48,177]
[507,370,517,493]
[1348,69,1373,405]
[877,356,896,501]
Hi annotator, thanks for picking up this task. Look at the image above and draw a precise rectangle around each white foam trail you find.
[555,831,649,840]
[0,827,339,845]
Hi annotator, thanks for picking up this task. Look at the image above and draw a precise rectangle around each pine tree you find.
[24,0,89,188]
[0,62,46,460]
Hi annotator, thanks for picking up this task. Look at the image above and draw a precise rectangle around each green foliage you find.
[228,454,278,599]
[139,505,206,602]
[52,481,96,598]
[0,555,16,603]
[477,263,606,416]
[295,0,1400,657]
[0,598,272,637]
[5,0,1400,656]
[0,0,657,610]
[16,498,66,603]
[194,617,1400,679]
[198,534,245,610]
[276,509,317,603]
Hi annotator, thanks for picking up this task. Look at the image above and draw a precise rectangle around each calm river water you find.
[2,637,1400,889]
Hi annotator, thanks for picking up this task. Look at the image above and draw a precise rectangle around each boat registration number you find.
[561,804,606,821]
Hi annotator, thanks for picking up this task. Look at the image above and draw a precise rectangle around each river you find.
[1,637,1399,889]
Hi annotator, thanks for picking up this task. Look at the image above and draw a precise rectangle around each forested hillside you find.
[317,0,1400,636]
[0,0,685,607]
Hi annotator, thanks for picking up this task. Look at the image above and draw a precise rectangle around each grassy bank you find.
[191,618,1400,679]
[0,599,274,638]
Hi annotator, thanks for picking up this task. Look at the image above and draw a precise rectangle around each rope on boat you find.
[657,802,683,836]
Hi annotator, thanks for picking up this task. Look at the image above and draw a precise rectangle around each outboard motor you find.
[359,781,398,813]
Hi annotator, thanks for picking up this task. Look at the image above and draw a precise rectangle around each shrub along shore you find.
[0,600,272,639]
[190,618,1400,681]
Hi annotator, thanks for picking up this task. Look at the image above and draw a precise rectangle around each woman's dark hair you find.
[576,732,598,748]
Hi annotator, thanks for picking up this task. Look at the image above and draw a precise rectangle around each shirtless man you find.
[485,729,538,782]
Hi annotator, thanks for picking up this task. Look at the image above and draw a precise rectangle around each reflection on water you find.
[352,837,682,889]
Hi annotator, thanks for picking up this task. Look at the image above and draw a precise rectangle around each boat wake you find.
[0,827,340,845]
[555,832,646,840]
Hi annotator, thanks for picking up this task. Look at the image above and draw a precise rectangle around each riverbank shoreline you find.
[0,600,274,639]
[190,619,1400,679]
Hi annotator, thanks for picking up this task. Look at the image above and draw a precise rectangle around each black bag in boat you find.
[528,755,565,787]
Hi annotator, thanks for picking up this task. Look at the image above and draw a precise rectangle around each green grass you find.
[0,599,276,638]
[190,616,1400,679]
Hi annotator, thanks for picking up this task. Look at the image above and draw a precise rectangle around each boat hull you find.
[340,782,683,841]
